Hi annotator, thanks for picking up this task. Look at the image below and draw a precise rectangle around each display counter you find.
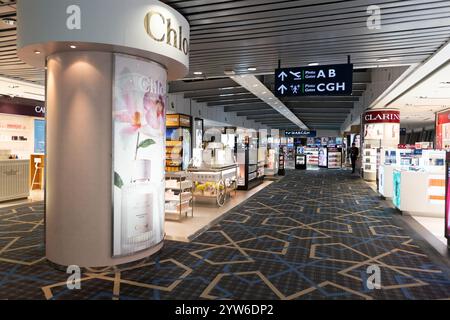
[189,164,238,207]
[0,160,30,202]
[378,164,396,199]
[393,169,445,217]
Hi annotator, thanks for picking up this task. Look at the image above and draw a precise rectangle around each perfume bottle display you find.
[120,159,155,254]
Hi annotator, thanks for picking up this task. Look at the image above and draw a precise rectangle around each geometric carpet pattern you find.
[0,170,449,300]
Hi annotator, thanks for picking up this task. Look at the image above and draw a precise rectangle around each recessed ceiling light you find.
[247,67,257,71]
[253,84,259,88]
[70,45,77,49]
[308,63,319,66]
[193,71,203,75]
[34,50,41,55]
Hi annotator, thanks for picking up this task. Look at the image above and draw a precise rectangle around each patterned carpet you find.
[0,170,449,300]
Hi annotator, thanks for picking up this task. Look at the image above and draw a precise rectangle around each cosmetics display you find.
[265,138,279,176]
[304,147,319,170]
[165,171,194,221]
[166,114,192,173]
[236,133,264,190]
[378,147,447,217]
[295,153,307,170]
[318,147,328,168]
[362,110,400,181]
[362,145,378,180]
[278,147,286,176]
[327,147,342,169]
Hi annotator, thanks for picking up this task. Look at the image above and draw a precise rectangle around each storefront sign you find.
[363,110,400,124]
[112,54,166,257]
[144,11,189,55]
[284,130,316,137]
[275,64,353,97]
[436,109,450,150]
[0,101,45,118]
[17,0,190,80]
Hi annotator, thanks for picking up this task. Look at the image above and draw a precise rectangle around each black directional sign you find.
[275,64,353,97]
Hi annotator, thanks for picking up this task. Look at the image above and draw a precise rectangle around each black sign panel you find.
[275,64,353,97]
[284,130,316,137]
[0,101,45,118]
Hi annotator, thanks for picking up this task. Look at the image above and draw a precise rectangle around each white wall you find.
[168,93,271,131]
[0,113,38,159]
[341,67,409,133]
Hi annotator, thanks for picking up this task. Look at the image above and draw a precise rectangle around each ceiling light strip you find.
[227,73,308,130]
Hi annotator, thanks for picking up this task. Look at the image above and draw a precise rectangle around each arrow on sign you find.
[278,85,287,94]
[278,71,288,81]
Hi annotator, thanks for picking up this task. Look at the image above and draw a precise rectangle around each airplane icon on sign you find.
[290,71,302,80]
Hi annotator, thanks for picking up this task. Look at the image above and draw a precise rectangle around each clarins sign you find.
[364,110,400,124]
[144,11,189,56]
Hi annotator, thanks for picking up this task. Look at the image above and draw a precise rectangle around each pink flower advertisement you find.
[112,54,166,257]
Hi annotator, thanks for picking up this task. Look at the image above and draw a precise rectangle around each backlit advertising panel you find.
[112,54,166,257]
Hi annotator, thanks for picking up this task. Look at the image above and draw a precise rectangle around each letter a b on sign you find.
[66,5,81,30]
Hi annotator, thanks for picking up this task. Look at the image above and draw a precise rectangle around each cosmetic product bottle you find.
[120,159,155,254]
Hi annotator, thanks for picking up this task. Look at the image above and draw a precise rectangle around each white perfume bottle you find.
[121,159,155,254]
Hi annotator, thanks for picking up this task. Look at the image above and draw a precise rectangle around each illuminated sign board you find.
[275,64,353,97]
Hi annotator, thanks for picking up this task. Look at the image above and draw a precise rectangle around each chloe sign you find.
[144,11,189,55]
[364,110,400,124]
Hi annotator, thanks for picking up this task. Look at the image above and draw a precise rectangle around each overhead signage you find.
[284,130,316,137]
[364,110,400,124]
[0,101,45,118]
[275,64,353,97]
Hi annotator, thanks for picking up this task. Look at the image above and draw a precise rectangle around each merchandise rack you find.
[165,171,194,221]
[189,164,238,207]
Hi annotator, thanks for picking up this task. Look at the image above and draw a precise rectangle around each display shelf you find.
[165,171,194,221]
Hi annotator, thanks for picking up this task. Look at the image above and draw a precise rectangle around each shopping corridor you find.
[1,170,449,300]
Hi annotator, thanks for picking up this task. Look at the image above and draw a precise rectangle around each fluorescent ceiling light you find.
[308,62,319,66]
[193,71,203,75]
[247,67,257,71]
[376,58,390,62]
[227,74,307,130]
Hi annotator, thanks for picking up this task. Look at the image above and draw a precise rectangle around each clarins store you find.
[0,98,46,203]
[16,0,190,268]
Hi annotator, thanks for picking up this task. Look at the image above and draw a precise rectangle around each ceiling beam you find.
[169,78,238,93]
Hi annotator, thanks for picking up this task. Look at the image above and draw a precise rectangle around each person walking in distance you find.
[350,143,359,174]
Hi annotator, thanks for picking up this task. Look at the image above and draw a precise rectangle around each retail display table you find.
[392,169,445,218]
[188,164,238,207]
[0,160,30,202]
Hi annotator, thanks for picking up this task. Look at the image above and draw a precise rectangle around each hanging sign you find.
[275,64,353,97]
[284,130,316,137]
